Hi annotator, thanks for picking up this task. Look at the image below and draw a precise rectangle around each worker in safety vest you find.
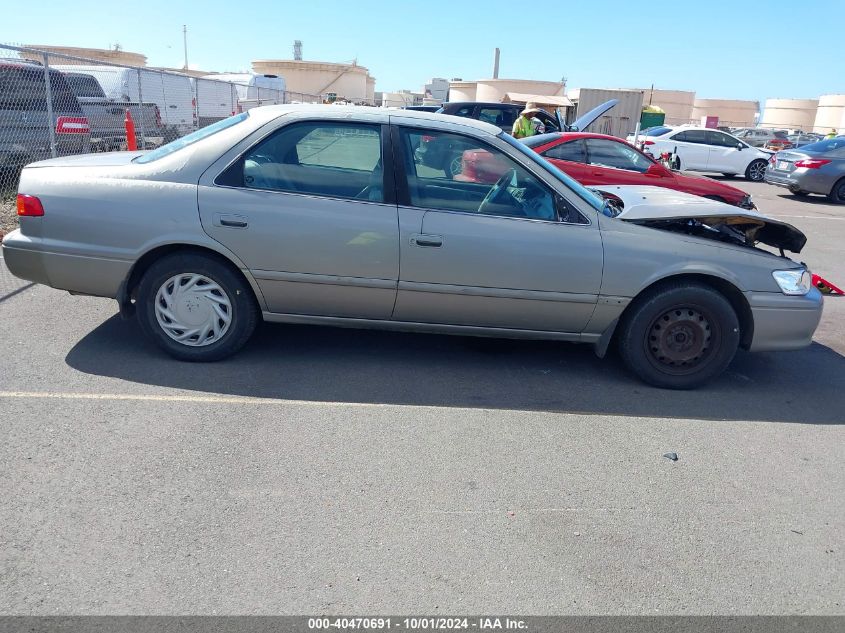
[512,103,542,138]
[825,129,837,139]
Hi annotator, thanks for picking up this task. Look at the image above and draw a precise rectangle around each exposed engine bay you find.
[593,185,807,253]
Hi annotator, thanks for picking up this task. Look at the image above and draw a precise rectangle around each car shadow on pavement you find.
[65,315,845,425]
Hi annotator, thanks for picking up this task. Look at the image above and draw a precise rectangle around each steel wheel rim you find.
[749,161,766,181]
[645,306,718,376]
[154,273,233,347]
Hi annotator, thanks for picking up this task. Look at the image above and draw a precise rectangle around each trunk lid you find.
[24,151,145,168]
[567,99,619,132]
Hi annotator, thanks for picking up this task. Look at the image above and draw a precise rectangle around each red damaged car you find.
[519,132,755,209]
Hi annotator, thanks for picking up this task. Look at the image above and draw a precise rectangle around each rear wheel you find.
[745,159,767,182]
[828,177,845,204]
[136,253,259,361]
[618,283,740,389]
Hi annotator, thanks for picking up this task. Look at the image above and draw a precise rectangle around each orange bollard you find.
[124,109,137,151]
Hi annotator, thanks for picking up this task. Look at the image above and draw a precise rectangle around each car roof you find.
[251,104,503,135]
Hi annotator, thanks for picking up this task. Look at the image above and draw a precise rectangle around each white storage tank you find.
[691,98,759,128]
[813,94,845,134]
[636,88,695,125]
[447,81,478,102]
[761,98,818,131]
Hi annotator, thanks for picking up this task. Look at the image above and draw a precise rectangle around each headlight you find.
[772,269,812,295]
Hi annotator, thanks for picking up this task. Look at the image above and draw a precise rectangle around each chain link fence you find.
[1,43,340,229]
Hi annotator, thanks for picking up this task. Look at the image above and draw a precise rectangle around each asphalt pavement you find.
[0,180,843,614]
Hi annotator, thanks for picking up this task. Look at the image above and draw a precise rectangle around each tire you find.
[618,282,740,389]
[828,177,845,204]
[136,252,259,361]
[721,173,737,178]
[745,159,767,182]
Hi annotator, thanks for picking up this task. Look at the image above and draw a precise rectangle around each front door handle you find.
[215,213,249,229]
[410,233,443,248]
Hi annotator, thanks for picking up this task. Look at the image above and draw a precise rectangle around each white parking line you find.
[0,390,450,411]
[0,390,350,406]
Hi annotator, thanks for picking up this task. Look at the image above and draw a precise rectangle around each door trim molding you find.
[398,280,598,304]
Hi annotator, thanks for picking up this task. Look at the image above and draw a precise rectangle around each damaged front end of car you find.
[594,185,807,254]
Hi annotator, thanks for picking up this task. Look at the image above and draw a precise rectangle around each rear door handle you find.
[410,233,443,248]
[215,213,249,229]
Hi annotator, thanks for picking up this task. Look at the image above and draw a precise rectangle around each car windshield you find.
[799,137,845,153]
[500,132,605,213]
[134,112,249,164]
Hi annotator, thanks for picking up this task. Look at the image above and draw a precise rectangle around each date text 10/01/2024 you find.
[307,617,529,630]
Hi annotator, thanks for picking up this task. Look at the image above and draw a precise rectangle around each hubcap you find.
[646,307,713,374]
[749,161,766,181]
[154,273,232,347]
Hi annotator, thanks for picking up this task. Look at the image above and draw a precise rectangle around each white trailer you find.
[52,65,196,139]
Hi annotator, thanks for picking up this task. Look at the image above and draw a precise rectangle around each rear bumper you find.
[765,168,832,195]
[2,229,130,299]
[746,289,823,352]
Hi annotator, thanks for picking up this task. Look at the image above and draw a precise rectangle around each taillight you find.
[56,116,90,134]
[794,158,832,169]
[643,140,655,145]
[154,105,162,128]
[16,194,44,217]
[769,155,776,165]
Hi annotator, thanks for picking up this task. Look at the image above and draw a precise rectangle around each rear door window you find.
[586,138,652,172]
[240,122,384,201]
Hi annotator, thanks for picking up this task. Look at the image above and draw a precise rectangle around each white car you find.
[631,126,772,181]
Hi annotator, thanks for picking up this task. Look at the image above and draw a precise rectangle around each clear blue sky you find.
[2,0,843,104]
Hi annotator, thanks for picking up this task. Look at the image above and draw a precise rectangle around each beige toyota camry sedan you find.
[2,106,823,388]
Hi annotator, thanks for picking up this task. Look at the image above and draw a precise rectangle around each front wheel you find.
[745,159,768,182]
[618,283,740,389]
[136,253,259,361]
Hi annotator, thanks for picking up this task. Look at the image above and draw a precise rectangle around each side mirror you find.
[736,143,744,151]
[646,163,667,177]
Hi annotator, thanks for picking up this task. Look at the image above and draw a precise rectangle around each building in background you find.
[424,78,449,103]
[447,78,565,103]
[813,94,845,134]
[251,58,375,103]
[691,98,759,128]
[21,44,147,66]
[760,98,819,131]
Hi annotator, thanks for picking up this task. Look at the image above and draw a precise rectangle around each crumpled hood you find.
[596,185,807,253]
[25,151,146,168]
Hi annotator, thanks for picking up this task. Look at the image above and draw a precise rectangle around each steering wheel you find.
[478,168,519,215]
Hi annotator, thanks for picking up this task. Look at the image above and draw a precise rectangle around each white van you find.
[52,65,196,140]
[201,73,286,107]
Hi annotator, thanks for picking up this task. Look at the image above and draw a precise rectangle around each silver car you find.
[765,137,845,203]
[2,106,823,389]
